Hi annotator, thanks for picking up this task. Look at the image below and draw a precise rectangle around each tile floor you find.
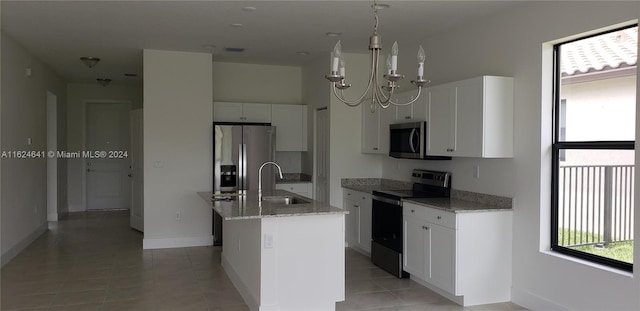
[1,210,526,311]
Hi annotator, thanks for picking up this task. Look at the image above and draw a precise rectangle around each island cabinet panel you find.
[222,214,345,311]
[402,201,512,307]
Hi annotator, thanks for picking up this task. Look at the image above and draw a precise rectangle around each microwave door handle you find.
[409,128,417,153]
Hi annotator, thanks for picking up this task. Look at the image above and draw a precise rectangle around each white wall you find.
[143,50,213,249]
[381,2,640,310]
[212,62,301,105]
[327,52,384,208]
[1,33,67,265]
[66,83,142,212]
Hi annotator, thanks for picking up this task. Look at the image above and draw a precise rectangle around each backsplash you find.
[341,178,412,190]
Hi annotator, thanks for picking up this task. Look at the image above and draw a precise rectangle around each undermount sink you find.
[261,196,310,205]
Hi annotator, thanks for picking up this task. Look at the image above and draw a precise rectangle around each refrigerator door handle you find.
[238,144,244,194]
[241,143,247,192]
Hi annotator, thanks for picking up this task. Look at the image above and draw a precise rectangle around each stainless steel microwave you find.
[389,122,451,160]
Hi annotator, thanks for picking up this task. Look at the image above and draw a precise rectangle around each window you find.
[552,25,637,271]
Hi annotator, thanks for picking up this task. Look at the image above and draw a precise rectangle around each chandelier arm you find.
[389,87,424,106]
[330,47,380,107]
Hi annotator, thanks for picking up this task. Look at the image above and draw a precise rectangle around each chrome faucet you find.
[258,161,284,202]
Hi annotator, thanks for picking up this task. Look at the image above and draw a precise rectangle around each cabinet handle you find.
[422,226,429,230]
[354,205,359,208]
[411,209,415,213]
[437,216,442,220]
[373,147,379,151]
[347,193,350,196]
[405,116,411,119]
[362,197,365,200]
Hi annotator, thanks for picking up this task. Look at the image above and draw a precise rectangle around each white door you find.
[86,102,131,210]
[46,92,58,221]
[130,109,143,231]
[314,108,329,203]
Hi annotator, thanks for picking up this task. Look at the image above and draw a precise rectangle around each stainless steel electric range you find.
[371,169,451,278]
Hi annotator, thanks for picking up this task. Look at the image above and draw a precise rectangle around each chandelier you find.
[325,0,429,112]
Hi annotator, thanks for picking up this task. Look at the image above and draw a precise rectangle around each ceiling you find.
[1,1,526,85]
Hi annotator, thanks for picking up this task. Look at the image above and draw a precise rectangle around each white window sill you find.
[541,249,633,278]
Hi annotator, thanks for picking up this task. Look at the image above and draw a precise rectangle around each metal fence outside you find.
[558,165,635,246]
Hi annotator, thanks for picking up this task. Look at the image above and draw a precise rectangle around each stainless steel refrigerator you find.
[212,123,276,245]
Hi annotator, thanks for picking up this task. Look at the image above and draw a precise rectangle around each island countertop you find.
[403,197,513,213]
[198,190,347,220]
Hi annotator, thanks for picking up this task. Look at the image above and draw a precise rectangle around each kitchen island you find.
[198,191,348,311]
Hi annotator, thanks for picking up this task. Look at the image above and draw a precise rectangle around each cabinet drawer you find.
[343,189,370,203]
[403,204,456,229]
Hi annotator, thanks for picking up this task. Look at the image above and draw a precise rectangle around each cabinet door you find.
[452,78,484,157]
[395,91,413,121]
[271,104,304,151]
[361,104,381,153]
[344,199,360,247]
[427,85,455,156]
[358,193,372,253]
[403,217,427,279]
[242,103,272,123]
[213,102,243,122]
[378,105,395,154]
[429,224,455,294]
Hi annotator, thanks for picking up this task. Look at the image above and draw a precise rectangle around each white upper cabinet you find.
[361,104,395,154]
[395,90,427,122]
[427,76,513,158]
[213,102,272,123]
[271,104,308,151]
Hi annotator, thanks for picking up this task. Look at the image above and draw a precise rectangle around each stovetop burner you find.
[373,169,451,200]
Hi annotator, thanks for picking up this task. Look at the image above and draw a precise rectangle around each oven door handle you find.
[372,195,402,206]
[409,128,417,153]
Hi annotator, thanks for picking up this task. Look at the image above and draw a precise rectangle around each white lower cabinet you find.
[403,201,512,306]
[343,189,372,254]
[275,182,312,199]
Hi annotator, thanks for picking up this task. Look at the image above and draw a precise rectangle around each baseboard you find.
[222,253,259,311]
[1,222,48,267]
[142,235,213,249]
[410,276,464,306]
[511,287,570,311]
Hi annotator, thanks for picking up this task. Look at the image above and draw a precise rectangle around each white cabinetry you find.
[361,104,395,154]
[395,90,427,122]
[402,201,512,306]
[271,104,307,151]
[213,102,272,123]
[427,76,513,158]
[275,182,312,199]
[342,189,372,254]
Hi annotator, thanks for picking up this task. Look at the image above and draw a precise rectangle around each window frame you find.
[550,24,637,272]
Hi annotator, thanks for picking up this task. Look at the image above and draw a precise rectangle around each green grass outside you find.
[558,228,634,264]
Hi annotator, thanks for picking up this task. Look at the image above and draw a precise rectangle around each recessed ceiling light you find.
[241,6,257,12]
[326,32,342,37]
[296,51,310,56]
[231,23,244,28]
[202,44,217,50]
[225,47,245,53]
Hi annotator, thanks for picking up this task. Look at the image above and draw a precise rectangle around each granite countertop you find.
[341,178,412,193]
[275,173,312,184]
[404,191,513,213]
[198,190,346,220]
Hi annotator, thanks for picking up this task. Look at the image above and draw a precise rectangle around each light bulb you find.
[331,41,342,72]
[339,55,346,77]
[417,45,425,63]
[417,45,425,77]
[391,41,398,71]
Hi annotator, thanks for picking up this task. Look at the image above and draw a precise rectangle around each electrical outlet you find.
[264,234,274,249]
[473,165,480,179]
[175,211,181,221]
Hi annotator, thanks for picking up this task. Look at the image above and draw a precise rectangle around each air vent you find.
[225,47,245,53]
